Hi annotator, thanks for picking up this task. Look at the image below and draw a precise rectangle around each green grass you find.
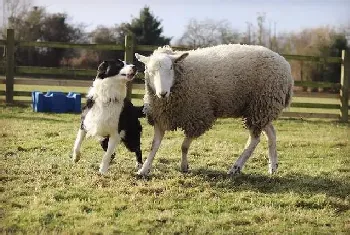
[1,103,349,234]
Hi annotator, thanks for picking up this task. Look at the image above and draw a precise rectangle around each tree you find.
[177,18,240,48]
[81,6,171,65]
[4,5,85,67]
[323,35,348,84]
[88,25,122,62]
[1,0,34,39]
[256,12,266,46]
[1,0,32,30]
[90,25,119,44]
[38,13,85,66]
[122,6,171,45]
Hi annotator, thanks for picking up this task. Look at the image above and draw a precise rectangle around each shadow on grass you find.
[190,168,350,199]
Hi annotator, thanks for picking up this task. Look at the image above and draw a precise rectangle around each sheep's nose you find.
[160,92,167,98]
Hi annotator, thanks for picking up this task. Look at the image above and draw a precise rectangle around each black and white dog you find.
[72,59,145,174]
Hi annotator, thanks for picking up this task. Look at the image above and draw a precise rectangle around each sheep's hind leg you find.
[181,137,193,172]
[99,134,119,174]
[72,128,86,162]
[228,130,260,175]
[263,123,278,174]
[137,124,165,176]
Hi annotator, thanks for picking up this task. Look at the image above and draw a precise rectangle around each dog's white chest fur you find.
[84,102,122,137]
[83,77,126,138]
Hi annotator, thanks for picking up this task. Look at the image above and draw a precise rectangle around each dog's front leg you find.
[72,128,86,162]
[99,134,119,174]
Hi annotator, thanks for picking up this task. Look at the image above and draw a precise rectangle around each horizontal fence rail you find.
[0,28,349,122]
[0,76,346,120]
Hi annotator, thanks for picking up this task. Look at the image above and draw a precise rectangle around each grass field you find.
[1,98,349,234]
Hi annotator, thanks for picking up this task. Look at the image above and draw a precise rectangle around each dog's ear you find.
[116,59,125,67]
[97,61,109,78]
[98,61,108,70]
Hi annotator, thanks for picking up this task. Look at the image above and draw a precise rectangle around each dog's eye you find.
[120,73,126,76]
[170,65,173,70]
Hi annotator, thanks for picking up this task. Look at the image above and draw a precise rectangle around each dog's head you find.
[96,59,137,81]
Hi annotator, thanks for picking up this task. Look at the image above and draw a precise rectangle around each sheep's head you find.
[135,52,188,98]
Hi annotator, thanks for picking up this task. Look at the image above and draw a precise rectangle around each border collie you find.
[72,59,145,174]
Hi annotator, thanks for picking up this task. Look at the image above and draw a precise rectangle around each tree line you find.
[0,0,349,85]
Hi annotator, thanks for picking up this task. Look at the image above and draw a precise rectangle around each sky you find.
[5,0,350,42]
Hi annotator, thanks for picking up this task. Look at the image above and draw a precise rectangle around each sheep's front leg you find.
[228,130,260,175]
[72,128,86,162]
[99,134,119,174]
[137,124,165,176]
[181,137,193,172]
[263,123,278,174]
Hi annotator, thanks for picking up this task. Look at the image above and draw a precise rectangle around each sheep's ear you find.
[171,53,189,63]
[135,53,149,64]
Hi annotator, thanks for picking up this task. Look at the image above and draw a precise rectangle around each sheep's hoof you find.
[137,168,150,177]
[72,152,80,163]
[99,164,109,175]
[268,163,278,174]
[227,165,241,175]
[180,164,189,173]
[136,162,143,170]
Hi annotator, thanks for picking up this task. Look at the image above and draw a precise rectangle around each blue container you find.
[32,91,81,113]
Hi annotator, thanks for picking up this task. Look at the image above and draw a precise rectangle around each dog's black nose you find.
[160,92,167,98]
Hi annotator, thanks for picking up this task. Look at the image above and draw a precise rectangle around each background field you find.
[1,94,349,234]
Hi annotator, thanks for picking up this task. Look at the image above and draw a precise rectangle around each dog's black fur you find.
[99,98,145,164]
[80,60,145,166]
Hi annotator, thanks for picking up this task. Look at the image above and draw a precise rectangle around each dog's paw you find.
[136,162,143,170]
[110,153,116,164]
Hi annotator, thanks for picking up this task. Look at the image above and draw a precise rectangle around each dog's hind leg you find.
[121,136,143,170]
[99,134,120,174]
[72,128,86,162]
[100,137,116,163]
[135,149,143,170]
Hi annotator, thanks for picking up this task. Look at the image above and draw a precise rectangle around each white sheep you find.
[135,44,293,176]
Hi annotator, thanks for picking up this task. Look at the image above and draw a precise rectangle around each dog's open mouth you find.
[126,72,136,80]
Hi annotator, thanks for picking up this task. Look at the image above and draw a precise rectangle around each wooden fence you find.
[0,28,349,122]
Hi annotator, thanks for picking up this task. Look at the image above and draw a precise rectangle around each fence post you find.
[124,35,134,99]
[6,28,15,104]
[340,50,349,123]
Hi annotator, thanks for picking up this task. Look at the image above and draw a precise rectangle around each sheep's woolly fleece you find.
[144,44,293,138]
